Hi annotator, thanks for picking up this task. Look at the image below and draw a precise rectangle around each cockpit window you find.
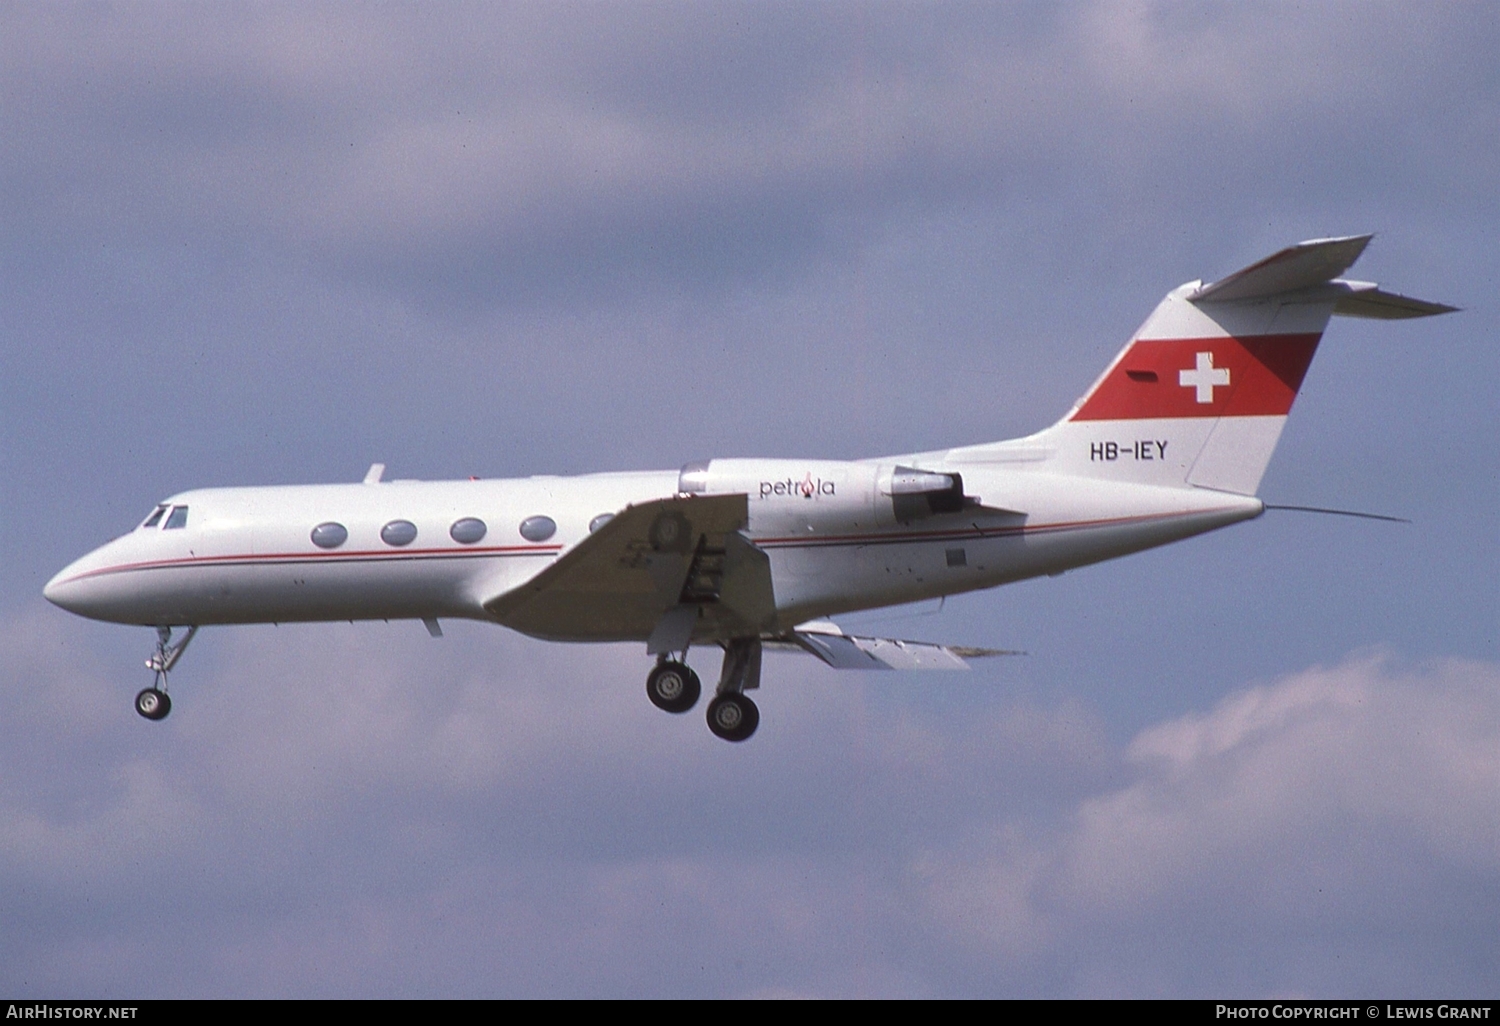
[163,506,189,530]
[141,505,169,528]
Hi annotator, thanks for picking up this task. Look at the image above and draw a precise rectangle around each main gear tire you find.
[706,693,759,742]
[646,661,701,714]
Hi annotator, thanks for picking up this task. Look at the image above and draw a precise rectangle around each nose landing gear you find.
[136,625,197,721]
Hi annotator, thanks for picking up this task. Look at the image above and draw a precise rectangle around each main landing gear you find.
[646,658,702,713]
[706,637,761,742]
[705,692,758,743]
[135,625,197,722]
[644,638,762,742]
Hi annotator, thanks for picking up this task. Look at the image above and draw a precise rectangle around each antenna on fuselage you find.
[363,463,386,484]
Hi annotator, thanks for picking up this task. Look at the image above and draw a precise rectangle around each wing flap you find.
[786,621,1020,671]
[793,630,891,670]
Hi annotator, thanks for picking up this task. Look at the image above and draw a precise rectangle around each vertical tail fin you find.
[1023,236,1454,495]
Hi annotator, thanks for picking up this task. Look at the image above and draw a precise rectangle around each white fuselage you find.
[41,236,1444,739]
[44,457,1262,640]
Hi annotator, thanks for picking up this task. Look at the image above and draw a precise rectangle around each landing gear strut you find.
[646,657,701,713]
[136,625,197,722]
[706,638,761,742]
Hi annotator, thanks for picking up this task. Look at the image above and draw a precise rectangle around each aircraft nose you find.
[44,544,118,617]
[44,561,87,613]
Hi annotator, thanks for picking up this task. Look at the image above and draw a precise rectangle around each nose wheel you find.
[135,687,171,720]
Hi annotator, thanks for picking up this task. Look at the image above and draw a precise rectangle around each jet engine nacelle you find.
[882,466,966,523]
[678,458,968,533]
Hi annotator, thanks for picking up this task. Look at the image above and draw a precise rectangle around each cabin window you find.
[450,518,487,544]
[381,520,418,547]
[588,513,615,533]
[311,522,348,549]
[141,505,169,529]
[519,515,557,542]
[163,506,189,530]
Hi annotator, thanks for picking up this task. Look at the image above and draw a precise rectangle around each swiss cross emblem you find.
[1179,351,1230,403]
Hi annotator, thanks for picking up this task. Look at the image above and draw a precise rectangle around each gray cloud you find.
[5,3,1495,307]
[2,607,1495,996]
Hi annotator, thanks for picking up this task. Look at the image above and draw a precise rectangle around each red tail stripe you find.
[1071,333,1321,421]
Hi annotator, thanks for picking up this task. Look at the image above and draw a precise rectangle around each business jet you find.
[44,235,1453,741]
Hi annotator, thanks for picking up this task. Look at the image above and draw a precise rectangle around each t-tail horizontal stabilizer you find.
[1188,235,1457,317]
[996,233,1460,497]
[775,620,1021,671]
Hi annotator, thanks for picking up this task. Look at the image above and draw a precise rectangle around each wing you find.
[483,494,775,645]
[770,619,1022,671]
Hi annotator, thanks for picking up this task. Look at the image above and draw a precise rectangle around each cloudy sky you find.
[2,1,1496,997]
